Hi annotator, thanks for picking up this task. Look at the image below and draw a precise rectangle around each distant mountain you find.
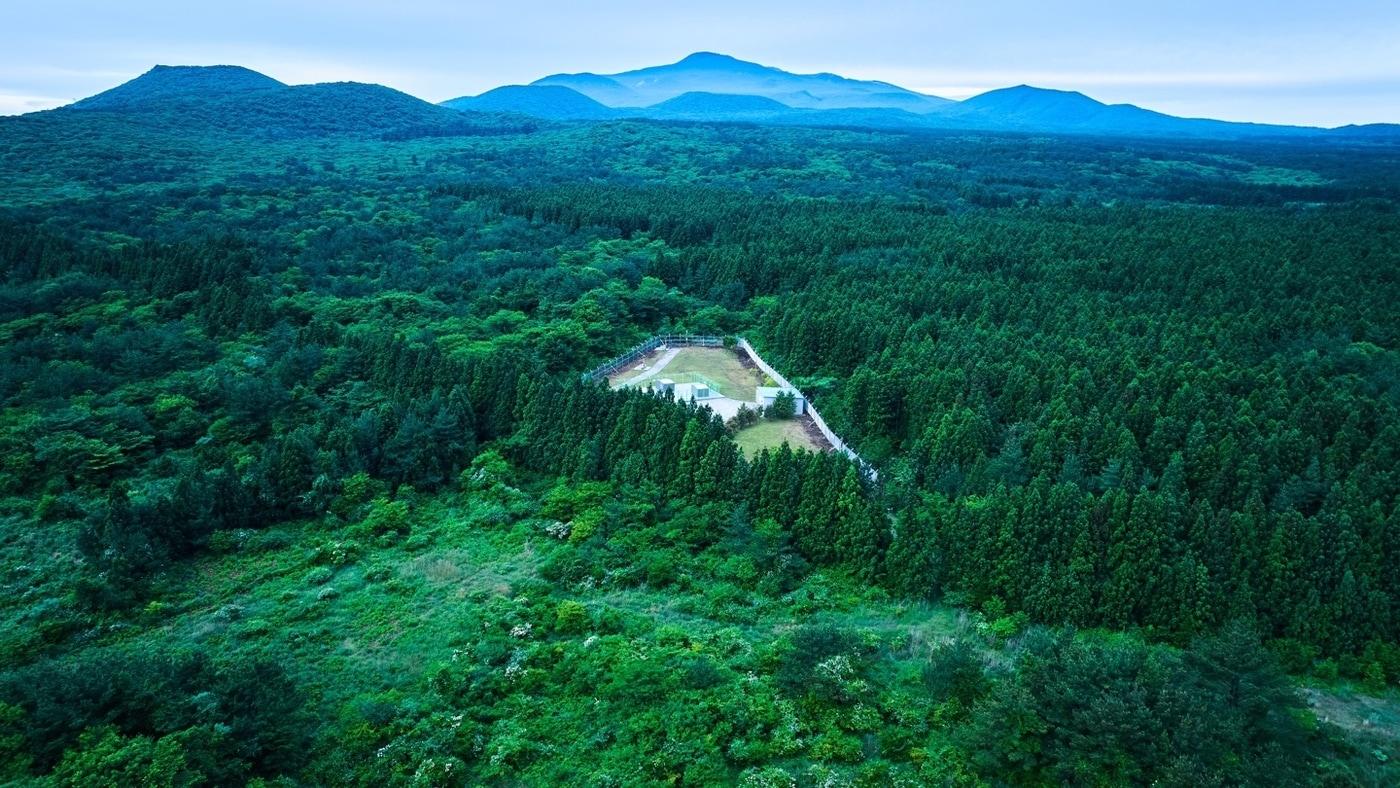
[59,65,518,139]
[643,92,793,120]
[502,53,1400,139]
[768,107,941,131]
[436,85,955,129]
[70,65,285,110]
[533,52,951,112]
[529,73,637,107]
[1330,123,1400,137]
[939,85,1316,138]
[42,58,1400,142]
[951,85,1107,124]
[443,85,622,120]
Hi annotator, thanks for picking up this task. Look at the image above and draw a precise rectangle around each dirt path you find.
[616,346,680,387]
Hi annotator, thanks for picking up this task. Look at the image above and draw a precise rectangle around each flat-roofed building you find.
[756,386,805,415]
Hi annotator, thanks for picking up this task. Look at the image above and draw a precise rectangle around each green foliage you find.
[766,391,797,420]
[1,650,309,781]
[1,99,1397,784]
[955,624,1322,785]
[554,600,590,633]
[49,727,198,788]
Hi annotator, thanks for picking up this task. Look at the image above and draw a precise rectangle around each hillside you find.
[60,65,511,139]
[938,84,1318,137]
[442,84,622,120]
[69,64,286,109]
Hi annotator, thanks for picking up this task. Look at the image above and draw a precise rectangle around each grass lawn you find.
[661,347,767,400]
[734,418,823,457]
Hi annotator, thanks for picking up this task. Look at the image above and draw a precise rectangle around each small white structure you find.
[675,382,714,401]
[756,386,806,415]
[653,378,675,395]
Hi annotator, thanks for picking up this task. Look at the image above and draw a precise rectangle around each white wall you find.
[737,338,874,479]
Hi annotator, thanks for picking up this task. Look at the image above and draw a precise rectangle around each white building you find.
[675,382,713,401]
[650,379,716,401]
[755,386,805,415]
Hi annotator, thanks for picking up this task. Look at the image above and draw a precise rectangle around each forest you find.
[0,98,1398,785]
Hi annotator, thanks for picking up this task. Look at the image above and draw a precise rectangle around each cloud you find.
[0,93,68,115]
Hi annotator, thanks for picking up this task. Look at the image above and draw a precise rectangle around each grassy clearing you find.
[659,347,766,400]
[734,418,823,457]
[104,498,549,718]
[1304,687,1400,739]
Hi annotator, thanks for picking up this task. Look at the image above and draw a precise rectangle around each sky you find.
[3,0,1398,126]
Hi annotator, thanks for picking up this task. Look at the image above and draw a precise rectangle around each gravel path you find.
[616,346,681,387]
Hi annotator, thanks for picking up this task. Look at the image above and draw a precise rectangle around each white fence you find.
[736,338,877,480]
[586,334,876,480]
[584,334,723,380]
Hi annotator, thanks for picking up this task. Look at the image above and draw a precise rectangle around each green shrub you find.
[1363,662,1387,693]
[809,730,863,763]
[555,600,589,634]
[1314,658,1340,681]
[360,497,410,537]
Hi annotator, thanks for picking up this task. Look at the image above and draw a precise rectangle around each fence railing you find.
[586,334,876,480]
[736,338,877,480]
[583,334,724,380]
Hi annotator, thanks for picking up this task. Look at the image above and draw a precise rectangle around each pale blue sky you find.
[3,0,1398,126]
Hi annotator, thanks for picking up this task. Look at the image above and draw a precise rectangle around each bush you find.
[34,494,84,523]
[555,600,589,634]
[333,472,385,518]
[361,497,410,537]
[922,639,988,707]
[775,626,860,699]
[809,730,863,763]
[727,405,761,432]
[767,392,796,420]
[1363,662,1388,693]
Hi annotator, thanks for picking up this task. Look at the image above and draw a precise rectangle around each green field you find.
[654,347,766,400]
[734,418,823,457]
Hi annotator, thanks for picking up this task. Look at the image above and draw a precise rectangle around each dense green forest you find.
[1,100,1399,785]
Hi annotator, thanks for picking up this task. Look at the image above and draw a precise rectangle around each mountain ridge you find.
[70,64,286,110]
[443,84,622,120]
[532,52,952,112]
[31,57,1400,141]
[55,65,519,139]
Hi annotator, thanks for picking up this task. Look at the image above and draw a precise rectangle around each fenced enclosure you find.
[736,338,876,480]
[583,334,724,380]
[587,334,877,480]
[662,371,729,398]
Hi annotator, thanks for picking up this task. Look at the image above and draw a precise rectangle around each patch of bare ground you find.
[797,411,834,451]
[1303,687,1400,767]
